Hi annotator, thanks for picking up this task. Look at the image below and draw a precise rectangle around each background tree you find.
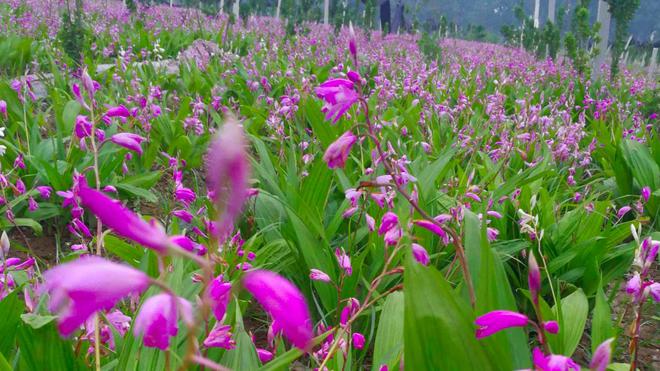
[606,0,641,77]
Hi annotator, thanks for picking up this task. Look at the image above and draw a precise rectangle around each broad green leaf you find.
[591,285,614,353]
[371,292,404,370]
[17,322,81,370]
[548,289,588,356]
[0,291,23,358]
[20,313,57,329]
[116,183,159,203]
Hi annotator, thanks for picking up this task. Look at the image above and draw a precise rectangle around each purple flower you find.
[323,131,358,169]
[310,268,332,282]
[590,338,613,371]
[474,310,529,339]
[74,115,92,139]
[36,186,52,199]
[172,209,194,223]
[532,347,581,371]
[315,79,359,123]
[649,282,660,302]
[352,332,365,349]
[42,256,150,336]
[378,212,399,235]
[411,243,430,266]
[486,227,499,241]
[543,321,559,334]
[0,100,7,119]
[641,186,651,203]
[174,187,196,205]
[616,205,631,219]
[134,294,192,350]
[207,275,232,321]
[78,182,171,253]
[256,348,273,363]
[335,248,352,276]
[203,324,236,349]
[528,253,541,304]
[205,117,251,240]
[413,220,449,244]
[243,270,313,351]
[340,297,360,326]
[105,105,130,118]
[110,133,147,155]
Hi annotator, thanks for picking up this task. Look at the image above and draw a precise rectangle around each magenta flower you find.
[616,205,631,219]
[203,323,236,349]
[323,131,358,169]
[378,211,399,235]
[105,105,130,118]
[528,253,541,304]
[413,220,449,244]
[74,115,92,138]
[352,332,365,349]
[172,209,194,223]
[256,348,273,363]
[207,275,232,321]
[590,338,613,371]
[310,268,332,282]
[0,100,7,119]
[335,248,352,276]
[315,79,359,123]
[205,117,251,239]
[42,256,150,336]
[134,294,192,350]
[641,186,651,203]
[110,133,147,155]
[532,347,581,371]
[543,321,559,334]
[411,243,430,266]
[474,310,529,339]
[174,187,196,205]
[243,270,313,351]
[36,186,52,199]
[78,182,171,253]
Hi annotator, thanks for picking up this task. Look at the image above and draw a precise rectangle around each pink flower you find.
[172,209,194,223]
[486,227,499,241]
[383,226,402,246]
[626,272,642,299]
[205,117,251,239]
[74,115,92,138]
[335,248,352,276]
[203,324,236,349]
[323,131,358,169]
[42,256,150,336]
[105,105,130,118]
[543,321,559,334]
[590,338,613,371]
[207,275,232,321]
[243,270,313,351]
[315,79,359,124]
[378,212,399,235]
[134,294,192,350]
[528,253,541,304]
[352,332,365,349]
[365,213,375,231]
[256,348,273,363]
[616,205,631,219]
[648,282,660,302]
[413,220,449,244]
[474,310,529,339]
[641,186,651,203]
[36,186,52,199]
[340,298,360,326]
[77,182,171,253]
[310,269,332,283]
[174,187,196,205]
[0,100,7,119]
[110,133,147,155]
[411,243,430,266]
[532,348,581,371]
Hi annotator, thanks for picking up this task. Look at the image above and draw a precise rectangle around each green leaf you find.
[404,255,495,370]
[17,322,81,370]
[371,292,404,370]
[0,218,42,234]
[0,352,11,371]
[548,289,588,356]
[0,291,23,358]
[259,347,303,371]
[103,235,143,266]
[417,147,457,201]
[591,285,614,353]
[116,183,158,203]
[20,313,57,329]
[61,100,81,135]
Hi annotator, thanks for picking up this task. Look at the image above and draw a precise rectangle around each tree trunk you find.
[547,0,555,23]
[324,0,330,24]
[533,0,540,28]
[592,0,610,79]
[276,0,281,19]
[232,0,239,19]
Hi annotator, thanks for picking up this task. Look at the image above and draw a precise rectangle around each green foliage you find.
[606,0,641,77]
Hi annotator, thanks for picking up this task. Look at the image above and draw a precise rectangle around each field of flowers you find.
[0,1,658,370]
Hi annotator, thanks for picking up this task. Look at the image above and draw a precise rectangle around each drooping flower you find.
[340,297,360,326]
[105,105,130,118]
[171,209,194,223]
[134,294,193,350]
[77,182,171,253]
[474,310,529,339]
[335,248,352,276]
[589,338,613,371]
[352,332,365,349]
[110,133,147,155]
[411,243,430,266]
[413,220,449,244]
[528,253,541,304]
[203,323,236,349]
[310,269,332,283]
[205,117,251,240]
[378,212,399,235]
[315,79,359,124]
[74,115,92,139]
[0,100,7,119]
[532,347,581,371]
[616,205,631,219]
[42,256,150,336]
[256,348,273,363]
[243,270,313,351]
[323,131,358,169]
[207,275,232,321]
[641,186,651,203]
[36,186,52,199]
[543,321,559,334]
